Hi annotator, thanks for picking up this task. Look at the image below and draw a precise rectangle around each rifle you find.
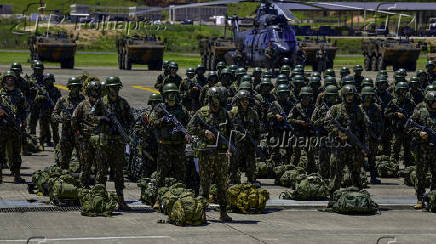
[324,102,369,153]
[35,82,55,107]
[194,113,238,153]
[389,102,413,130]
[99,99,131,145]
[362,110,380,141]
[156,103,191,140]
[233,116,267,159]
[405,119,436,146]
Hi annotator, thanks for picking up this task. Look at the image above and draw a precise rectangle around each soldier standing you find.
[255,78,276,133]
[265,42,275,72]
[90,77,134,210]
[385,82,415,167]
[312,85,339,179]
[360,87,383,184]
[288,87,316,172]
[179,67,197,112]
[315,46,327,73]
[406,90,436,209]
[340,67,350,81]
[229,90,260,184]
[375,76,393,156]
[353,65,364,93]
[193,65,208,88]
[326,85,366,199]
[187,87,233,222]
[52,77,84,169]
[159,62,182,93]
[409,76,425,105]
[154,60,170,91]
[0,71,27,183]
[199,71,220,106]
[149,83,190,207]
[72,80,102,187]
[252,67,262,89]
[425,61,436,83]
[27,61,44,137]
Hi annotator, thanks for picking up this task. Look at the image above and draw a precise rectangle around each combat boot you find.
[219,210,232,222]
[414,200,423,210]
[370,171,381,184]
[117,195,131,211]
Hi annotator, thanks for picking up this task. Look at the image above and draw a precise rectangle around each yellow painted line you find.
[132,86,160,94]
[55,85,69,91]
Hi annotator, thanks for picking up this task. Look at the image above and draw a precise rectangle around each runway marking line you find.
[132,86,160,94]
[0,235,171,242]
[54,85,69,91]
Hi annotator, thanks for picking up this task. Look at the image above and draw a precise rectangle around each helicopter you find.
[135,0,329,69]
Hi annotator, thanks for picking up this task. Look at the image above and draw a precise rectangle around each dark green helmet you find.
[2,70,16,82]
[361,77,374,88]
[162,82,179,95]
[216,61,226,70]
[276,84,290,94]
[276,76,288,85]
[309,76,321,85]
[10,62,22,73]
[361,86,375,96]
[209,86,220,99]
[341,84,357,96]
[324,76,337,87]
[85,81,101,97]
[426,84,436,92]
[299,86,313,96]
[236,67,247,76]
[426,60,435,69]
[311,71,321,78]
[280,65,291,73]
[341,75,355,87]
[253,67,262,74]
[105,76,122,88]
[292,67,304,76]
[260,78,273,87]
[395,81,409,93]
[353,64,363,72]
[207,71,218,80]
[409,76,420,84]
[163,60,170,69]
[196,65,206,74]
[375,75,388,84]
[324,85,338,95]
[262,70,273,78]
[240,75,252,83]
[295,64,304,70]
[228,64,238,74]
[43,73,55,82]
[239,81,252,91]
[293,75,306,84]
[324,68,335,78]
[186,67,195,75]
[33,60,44,70]
[340,66,350,76]
[237,89,251,100]
[219,86,228,103]
[148,93,163,104]
[169,62,178,71]
[378,70,388,77]
[67,77,82,88]
[416,69,426,78]
[425,90,436,104]
[397,68,407,77]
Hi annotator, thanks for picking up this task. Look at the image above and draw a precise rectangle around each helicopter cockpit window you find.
[272,30,293,42]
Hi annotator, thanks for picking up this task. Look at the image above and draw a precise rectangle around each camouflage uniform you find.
[154,60,170,92]
[179,68,202,113]
[52,78,84,169]
[187,95,233,221]
[360,87,384,184]
[385,82,415,167]
[326,85,366,196]
[27,72,44,135]
[0,72,27,183]
[375,82,394,156]
[149,98,189,188]
[288,88,316,173]
[406,92,436,207]
[229,90,261,184]
[315,48,327,73]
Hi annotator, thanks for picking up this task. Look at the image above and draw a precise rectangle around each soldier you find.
[91,76,134,210]
[326,84,366,199]
[308,76,322,103]
[312,85,339,179]
[280,65,291,79]
[360,86,383,184]
[0,71,27,183]
[409,76,425,105]
[149,83,190,207]
[361,77,374,89]
[374,76,394,156]
[199,71,220,106]
[219,68,233,89]
[34,73,61,150]
[193,65,207,87]
[353,65,364,92]
[252,67,262,89]
[416,69,429,89]
[292,75,306,100]
[216,61,226,76]
[323,68,336,79]
[340,67,350,80]
[406,90,436,209]
[315,46,327,73]
[27,61,44,136]
[255,78,276,133]
[154,60,170,91]
[385,82,415,167]
[187,87,233,222]
[229,90,260,184]
[265,41,275,71]
[179,67,197,112]
[52,77,84,169]
[425,60,436,83]
[288,87,316,172]
[72,79,102,187]
[10,62,32,156]
[159,62,182,92]
[315,76,337,106]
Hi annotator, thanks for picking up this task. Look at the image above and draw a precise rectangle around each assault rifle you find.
[35,82,55,107]
[363,113,380,141]
[0,97,37,144]
[156,103,191,140]
[194,114,238,153]
[405,119,436,146]
[233,117,267,159]
[323,102,369,153]
[99,100,130,145]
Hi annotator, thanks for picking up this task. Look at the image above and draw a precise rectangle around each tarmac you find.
[0,65,435,244]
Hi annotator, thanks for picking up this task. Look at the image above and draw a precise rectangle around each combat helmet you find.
[148,93,163,105]
[361,77,374,88]
[66,77,82,88]
[105,76,123,88]
[10,62,22,73]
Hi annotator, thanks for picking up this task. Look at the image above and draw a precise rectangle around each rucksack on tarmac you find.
[50,174,81,206]
[168,193,207,226]
[331,187,379,215]
[279,167,306,188]
[227,184,270,214]
[160,183,191,215]
[376,159,399,178]
[30,166,64,196]
[423,190,436,213]
[78,184,118,217]
[137,177,158,206]
[290,173,329,201]
[273,164,296,185]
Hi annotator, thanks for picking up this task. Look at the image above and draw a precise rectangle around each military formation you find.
[1,59,436,221]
